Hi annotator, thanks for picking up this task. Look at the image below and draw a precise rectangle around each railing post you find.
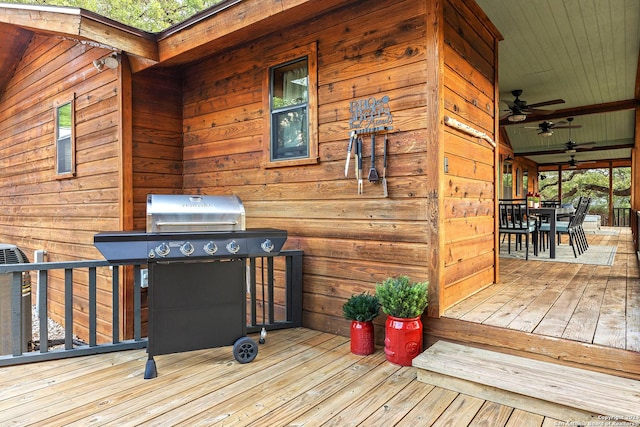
[286,251,303,328]
[133,265,142,341]
[112,266,120,344]
[11,272,22,356]
[38,270,48,353]
[89,267,97,347]
[64,268,73,350]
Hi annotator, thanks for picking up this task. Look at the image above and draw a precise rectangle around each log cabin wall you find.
[180,0,429,337]
[0,34,123,342]
[440,0,499,310]
[131,69,184,230]
[177,0,499,335]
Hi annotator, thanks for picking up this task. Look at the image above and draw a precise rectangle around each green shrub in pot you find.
[376,275,428,365]
[342,292,381,322]
[343,292,380,355]
[375,275,428,319]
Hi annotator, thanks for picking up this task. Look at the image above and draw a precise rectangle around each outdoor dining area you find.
[499,197,592,261]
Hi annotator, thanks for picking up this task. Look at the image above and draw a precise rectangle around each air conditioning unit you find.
[0,244,32,355]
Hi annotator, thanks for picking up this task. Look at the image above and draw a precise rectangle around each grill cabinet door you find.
[147,258,245,356]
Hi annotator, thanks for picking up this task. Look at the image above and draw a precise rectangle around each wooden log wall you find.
[0,35,123,342]
[179,0,430,337]
[178,0,499,335]
[131,69,184,230]
[440,0,499,310]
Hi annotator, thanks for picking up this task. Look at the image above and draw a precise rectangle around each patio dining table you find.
[529,206,575,259]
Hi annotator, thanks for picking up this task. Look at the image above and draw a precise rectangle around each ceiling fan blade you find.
[523,107,556,115]
[572,141,596,148]
[552,125,582,130]
[526,99,565,108]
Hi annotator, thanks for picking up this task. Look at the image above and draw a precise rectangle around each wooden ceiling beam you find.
[516,143,635,157]
[500,99,640,127]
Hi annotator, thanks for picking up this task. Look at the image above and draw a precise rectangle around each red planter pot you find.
[384,315,423,366]
[350,320,375,355]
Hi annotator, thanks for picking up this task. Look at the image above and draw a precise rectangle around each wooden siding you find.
[0,0,500,345]
[180,0,430,337]
[441,0,498,310]
[177,0,500,335]
[0,34,122,342]
[131,68,184,230]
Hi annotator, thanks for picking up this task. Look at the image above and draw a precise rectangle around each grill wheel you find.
[232,337,258,363]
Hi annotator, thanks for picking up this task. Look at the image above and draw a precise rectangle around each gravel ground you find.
[31,305,66,341]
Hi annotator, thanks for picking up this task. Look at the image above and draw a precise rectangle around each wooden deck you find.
[2,328,573,426]
[434,226,640,378]
[1,228,638,425]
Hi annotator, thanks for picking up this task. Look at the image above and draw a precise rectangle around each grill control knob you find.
[180,242,195,256]
[155,242,170,257]
[261,239,274,253]
[203,241,218,255]
[226,240,240,254]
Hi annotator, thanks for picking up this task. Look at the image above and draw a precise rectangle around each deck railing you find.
[612,207,631,227]
[0,250,303,366]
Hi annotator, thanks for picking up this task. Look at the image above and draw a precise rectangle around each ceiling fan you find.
[500,89,565,123]
[525,119,581,137]
[567,154,596,169]
[563,139,596,154]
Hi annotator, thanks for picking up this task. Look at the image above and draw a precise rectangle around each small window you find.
[264,42,318,167]
[270,59,309,160]
[55,99,75,177]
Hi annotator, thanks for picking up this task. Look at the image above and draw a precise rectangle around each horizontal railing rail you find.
[0,250,303,367]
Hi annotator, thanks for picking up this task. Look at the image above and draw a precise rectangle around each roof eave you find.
[0,3,158,62]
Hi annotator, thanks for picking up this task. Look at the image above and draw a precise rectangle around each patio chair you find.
[499,200,538,260]
[539,197,590,257]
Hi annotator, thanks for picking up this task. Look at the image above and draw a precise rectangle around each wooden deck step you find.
[412,341,640,425]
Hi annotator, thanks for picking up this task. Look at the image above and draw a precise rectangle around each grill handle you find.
[155,220,239,227]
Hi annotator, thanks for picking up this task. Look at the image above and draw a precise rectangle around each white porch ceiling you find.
[476,0,640,168]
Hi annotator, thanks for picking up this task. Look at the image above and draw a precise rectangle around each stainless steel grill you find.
[93,194,288,379]
[94,194,286,262]
[146,194,245,232]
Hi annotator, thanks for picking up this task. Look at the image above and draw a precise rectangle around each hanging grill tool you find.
[368,134,379,183]
[344,131,356,178]
[345,127,392,196]
[382,133,388,197]
[357,136,363,194]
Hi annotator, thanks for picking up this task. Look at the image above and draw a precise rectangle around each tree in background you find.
[2,0,223,32]
[539,167,631,225]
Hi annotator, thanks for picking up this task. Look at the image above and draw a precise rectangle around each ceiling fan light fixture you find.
[540,130,553,137]
[508,113,527,122]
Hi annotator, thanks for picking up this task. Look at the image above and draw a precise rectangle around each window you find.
[271,59,308,160]
[55,98,75,177]
[264,42,318,166]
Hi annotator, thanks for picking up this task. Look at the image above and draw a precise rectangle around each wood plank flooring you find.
[413,341,640,424]
[445,227,640,352]
[0,328,569,426]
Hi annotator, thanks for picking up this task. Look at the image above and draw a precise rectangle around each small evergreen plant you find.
[342,292,381,322]
[375,275,428,318]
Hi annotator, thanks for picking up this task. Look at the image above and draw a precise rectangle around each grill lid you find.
[146,194,246,232]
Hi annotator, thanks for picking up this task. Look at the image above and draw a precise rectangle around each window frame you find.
[263,42,318,168]
[54,96,76,178]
